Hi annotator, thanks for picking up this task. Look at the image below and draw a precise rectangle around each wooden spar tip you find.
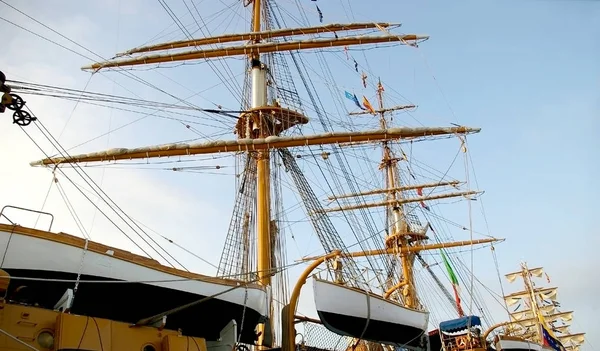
[349,104,416,116]
[297,237,505,262]
[29,126,481,166]
[327,180,464,201]
[320,190,483,213]
[80,34,430,71]
[114,22,404,57]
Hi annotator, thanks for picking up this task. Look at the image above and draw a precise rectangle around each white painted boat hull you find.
[0,226,269,343]
[496,337,554,351]
[313,277,429,347]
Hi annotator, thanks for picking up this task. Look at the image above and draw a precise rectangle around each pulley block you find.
[5,93,25,111]
[13,109,37,126]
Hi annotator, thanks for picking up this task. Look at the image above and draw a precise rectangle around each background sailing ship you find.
[488,264,586,351]
[0,0,595,350]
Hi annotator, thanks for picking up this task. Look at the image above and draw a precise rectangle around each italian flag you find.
[441,250,464,317]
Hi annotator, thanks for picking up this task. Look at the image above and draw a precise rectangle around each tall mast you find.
[521,262,542,342]
[376,80,418,308]
[250,0,273,346]
[250,0,270,299]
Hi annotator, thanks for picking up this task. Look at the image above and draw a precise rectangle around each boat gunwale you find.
[0,223,264,289]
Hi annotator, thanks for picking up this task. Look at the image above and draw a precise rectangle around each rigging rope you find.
[18,110,179,266]
[33,174,55,229]
[237,287,248,344]
[134,261,290,327]
[0,328,40,351]
[71,238,90,307]
[270,3,391,289]
[9,79,244,118]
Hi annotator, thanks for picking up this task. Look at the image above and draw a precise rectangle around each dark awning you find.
[439,315,482,332]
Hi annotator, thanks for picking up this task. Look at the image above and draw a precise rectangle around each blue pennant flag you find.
[344,91,366,110]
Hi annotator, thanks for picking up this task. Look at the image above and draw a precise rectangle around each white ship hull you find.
[496,336,555,351]
[313,277,429,347]
[0,224,269,343]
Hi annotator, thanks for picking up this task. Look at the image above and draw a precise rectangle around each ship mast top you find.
[252,0,262,35]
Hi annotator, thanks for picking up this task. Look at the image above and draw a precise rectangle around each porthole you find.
[142,344,157,351]
[37,330,54,349]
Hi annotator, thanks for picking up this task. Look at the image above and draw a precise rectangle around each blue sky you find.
[0,0,597,349]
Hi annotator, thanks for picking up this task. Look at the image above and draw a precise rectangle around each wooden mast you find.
[521,262,543,343]
[250,0,274,346]
[250,0,270,296]
[376,79,417,308]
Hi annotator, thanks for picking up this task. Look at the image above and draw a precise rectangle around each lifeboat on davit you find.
[312,277,429,348]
